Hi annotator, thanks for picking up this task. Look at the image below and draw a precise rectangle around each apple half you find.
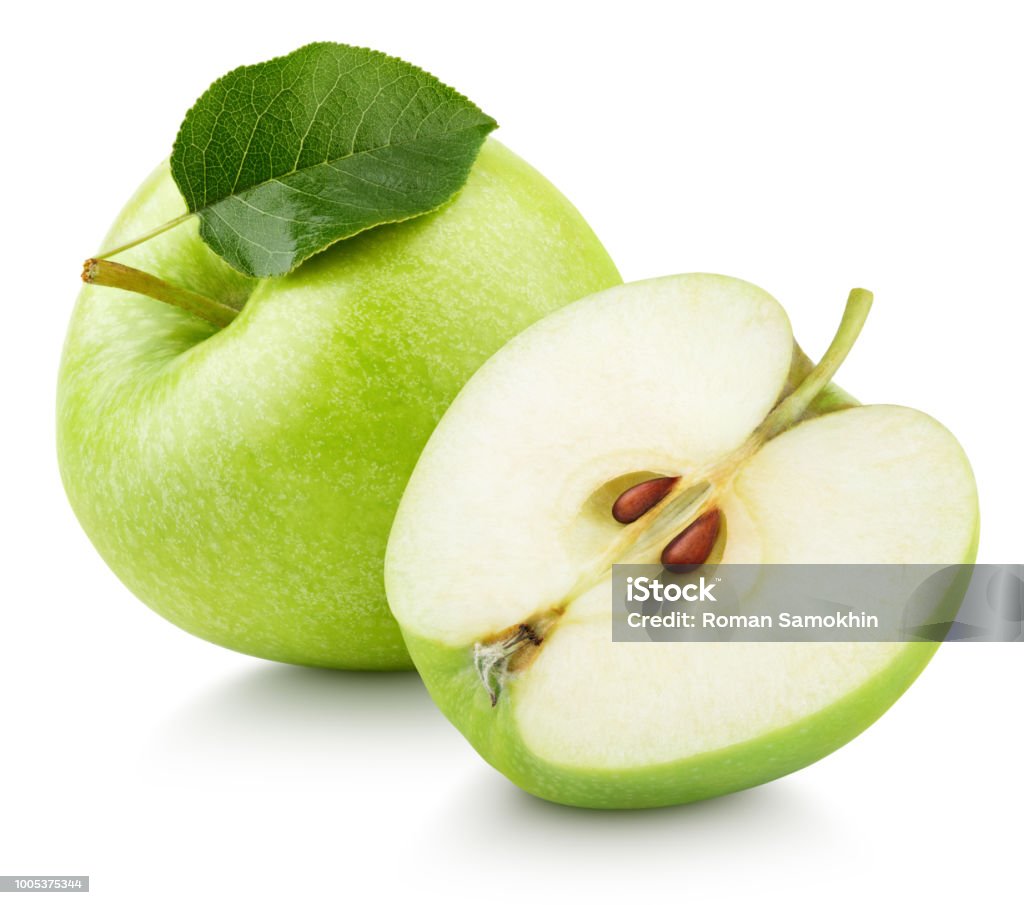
[385,274,979,808]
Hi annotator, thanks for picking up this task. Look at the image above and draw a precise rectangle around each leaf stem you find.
[95,212,193,259]
[81,258,237,329]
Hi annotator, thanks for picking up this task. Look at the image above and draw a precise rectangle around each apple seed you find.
[611,476,680,523]
[660,509,721,573]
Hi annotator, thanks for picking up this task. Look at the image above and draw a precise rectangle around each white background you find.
[2,1,1021,902]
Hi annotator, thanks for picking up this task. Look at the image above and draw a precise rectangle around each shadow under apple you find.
[425,768,845,869]
[146,663,461,779]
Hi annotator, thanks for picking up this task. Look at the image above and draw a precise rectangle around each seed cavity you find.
[612,475,680,524]
[661,509,721,573]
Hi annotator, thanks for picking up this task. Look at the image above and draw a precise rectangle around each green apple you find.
[385,274,979,807]
[57,139,621,670]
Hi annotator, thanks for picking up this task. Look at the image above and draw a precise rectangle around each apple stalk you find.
[748,288,872,447]
[81,258,239,329]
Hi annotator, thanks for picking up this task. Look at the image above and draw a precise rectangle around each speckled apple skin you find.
[57,139,621,669]
[402,626,950,809]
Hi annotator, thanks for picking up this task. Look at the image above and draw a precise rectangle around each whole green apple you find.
[58,139,621,669]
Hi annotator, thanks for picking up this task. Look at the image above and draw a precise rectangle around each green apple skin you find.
[57,139,621,670]
[395,379,979,808]
[403,577,978,812]
[402,620,970,809]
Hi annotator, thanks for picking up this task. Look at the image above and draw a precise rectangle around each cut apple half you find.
[385,274,979,808]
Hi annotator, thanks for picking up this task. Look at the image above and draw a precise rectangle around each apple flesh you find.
[57,139,621,669]
[385,274,979,807]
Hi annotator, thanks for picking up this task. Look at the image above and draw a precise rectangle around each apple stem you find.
[95,212,193,259]
[752,288,873,445]
[82,258,238,329]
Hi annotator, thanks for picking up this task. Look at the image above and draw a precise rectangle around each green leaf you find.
[169,43,497,277]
